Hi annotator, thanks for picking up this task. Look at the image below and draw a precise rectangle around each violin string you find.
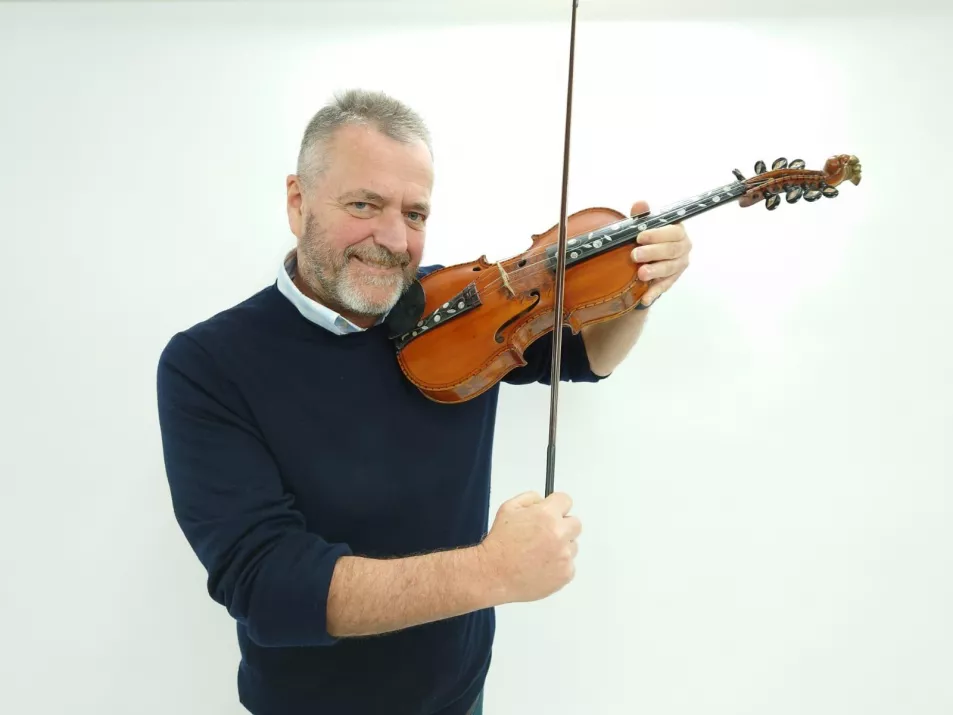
[469,218,650,296]
[469,218,643,296]
[473,243,565,293]
[468,176,749,294]
[469,218,642,294]
[471,239,579,295]
[472,239,604,296]
[467,206,680,294]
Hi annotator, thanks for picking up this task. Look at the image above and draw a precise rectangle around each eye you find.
[407,211,426,223]
[347,201,378,217]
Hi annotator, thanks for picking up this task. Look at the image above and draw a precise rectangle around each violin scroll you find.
[737,153,861,210]
[824,154,863,187]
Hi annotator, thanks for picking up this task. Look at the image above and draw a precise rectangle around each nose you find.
[373,210,410,256]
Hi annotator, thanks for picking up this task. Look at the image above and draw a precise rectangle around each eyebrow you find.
[338,188,430,215]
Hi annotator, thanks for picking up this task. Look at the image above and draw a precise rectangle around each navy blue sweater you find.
[156,266,607,715]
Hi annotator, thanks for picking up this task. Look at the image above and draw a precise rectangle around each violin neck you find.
[552,179,748,268]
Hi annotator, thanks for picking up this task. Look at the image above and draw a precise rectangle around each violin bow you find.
[545,0,580,497]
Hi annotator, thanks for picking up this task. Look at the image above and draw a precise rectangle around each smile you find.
[352,256,399,273]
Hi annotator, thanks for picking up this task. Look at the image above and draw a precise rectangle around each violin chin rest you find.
[386,279,426,339]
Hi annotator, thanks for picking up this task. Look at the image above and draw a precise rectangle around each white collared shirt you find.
[276,249,386,335]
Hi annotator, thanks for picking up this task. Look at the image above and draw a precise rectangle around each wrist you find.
[467,541,510,609]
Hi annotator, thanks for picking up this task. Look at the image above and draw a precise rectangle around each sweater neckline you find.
[265,283,394,347]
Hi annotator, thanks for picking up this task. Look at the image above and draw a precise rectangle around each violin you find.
[384,0,863,496]
[387,152,863,402]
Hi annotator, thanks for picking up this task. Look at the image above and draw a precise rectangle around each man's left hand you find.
[628,200,692,307]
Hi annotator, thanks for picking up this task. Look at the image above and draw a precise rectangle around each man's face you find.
[286,123,433,326]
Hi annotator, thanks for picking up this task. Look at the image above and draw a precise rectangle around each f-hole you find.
[495,290,540,343]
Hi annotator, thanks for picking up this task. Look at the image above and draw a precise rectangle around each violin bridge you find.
[496,262,516,297]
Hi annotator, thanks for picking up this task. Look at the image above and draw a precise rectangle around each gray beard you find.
[297,212,416,317]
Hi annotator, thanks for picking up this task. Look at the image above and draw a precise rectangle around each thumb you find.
[507,491,544,508]
[542,491,573,516]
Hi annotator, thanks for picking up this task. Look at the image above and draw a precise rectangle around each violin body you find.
[395,206,644,404]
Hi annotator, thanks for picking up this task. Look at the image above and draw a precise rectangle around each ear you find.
[286,175,305,237]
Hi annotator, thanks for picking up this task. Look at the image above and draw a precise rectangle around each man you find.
[156,88,691,715]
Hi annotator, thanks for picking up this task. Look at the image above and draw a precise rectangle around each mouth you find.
[351,256,401,273]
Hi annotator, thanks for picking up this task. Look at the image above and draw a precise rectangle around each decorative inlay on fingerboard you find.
[393,281,482,351]
[545,180,748,269]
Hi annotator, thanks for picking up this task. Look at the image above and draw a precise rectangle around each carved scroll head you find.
[823,154,862,187]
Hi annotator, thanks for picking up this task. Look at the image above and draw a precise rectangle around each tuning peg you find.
[772,157,788,170]
[786,187,803,203]
[804,189,823,202]
[789,159,806,169]
[732,168,745,181]
[755,160,767,174]
[822,186,839,198]
[765,194,781,210]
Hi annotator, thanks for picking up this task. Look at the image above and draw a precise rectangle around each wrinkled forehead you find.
[320,129,433,207]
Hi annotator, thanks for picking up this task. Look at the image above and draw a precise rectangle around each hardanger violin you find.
[386,153,863,404]
[384,0,863,496]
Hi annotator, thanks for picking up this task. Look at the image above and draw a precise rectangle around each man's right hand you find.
[323,490,582,638]
[478,490,582,603]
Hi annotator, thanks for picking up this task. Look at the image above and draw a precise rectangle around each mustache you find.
[345,244,410,268]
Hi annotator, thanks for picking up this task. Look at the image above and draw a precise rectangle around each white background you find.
[1,1,951,713]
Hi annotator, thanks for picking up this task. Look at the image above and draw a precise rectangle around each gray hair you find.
[296,88,433,189]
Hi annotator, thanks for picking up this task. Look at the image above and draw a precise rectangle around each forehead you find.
[323,123,433,198]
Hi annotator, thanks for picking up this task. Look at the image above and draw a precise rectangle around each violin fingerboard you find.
[545,181,747,269]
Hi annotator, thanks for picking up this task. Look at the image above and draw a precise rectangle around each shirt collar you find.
[276,248,386,335]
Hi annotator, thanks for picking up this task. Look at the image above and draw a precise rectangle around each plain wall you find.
[1,2,950,713]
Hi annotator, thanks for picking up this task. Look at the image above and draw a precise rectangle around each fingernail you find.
[633,247,641,261]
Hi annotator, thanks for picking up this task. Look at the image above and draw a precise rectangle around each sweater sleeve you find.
[502,325,609,386]
[156,331,352,648]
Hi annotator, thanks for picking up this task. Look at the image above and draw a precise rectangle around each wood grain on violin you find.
[387,154,862,404]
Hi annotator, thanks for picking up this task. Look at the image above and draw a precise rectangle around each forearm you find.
[581,306,650,376]
[326,544,504,638]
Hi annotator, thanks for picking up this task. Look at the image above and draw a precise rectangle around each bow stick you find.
[545,0,580,497]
